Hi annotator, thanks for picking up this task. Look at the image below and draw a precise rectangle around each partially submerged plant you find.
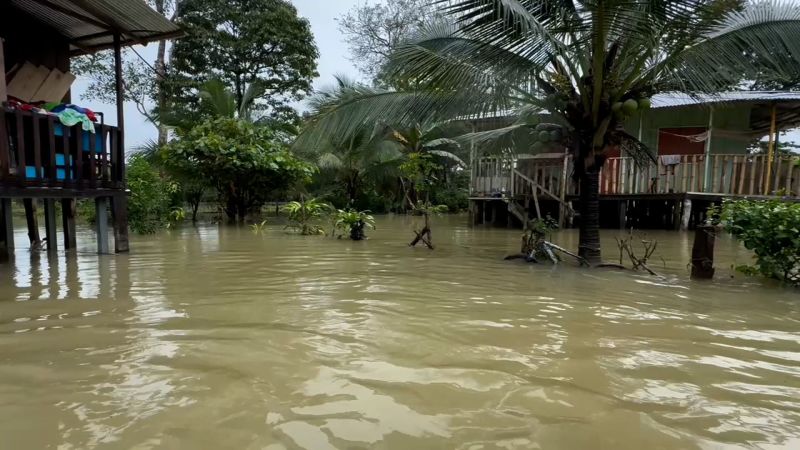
[251,220,268,234]
[333,209,376,240]
[283,198,331,235]
[409,201,448,249]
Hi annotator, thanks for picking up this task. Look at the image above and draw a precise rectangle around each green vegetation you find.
[710,200,800,285]
[163,118,313,222]
[300,0,800,264]
[333,209,376,240]
[126,155,179,234]
[283,198,331,235]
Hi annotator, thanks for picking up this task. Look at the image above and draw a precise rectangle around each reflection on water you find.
[0,216,799,449]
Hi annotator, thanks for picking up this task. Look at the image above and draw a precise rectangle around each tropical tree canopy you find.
[300,0,800,263]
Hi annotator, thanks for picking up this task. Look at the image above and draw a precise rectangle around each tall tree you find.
[300,0,800,265]
[168,0,319,122]
[337,0,439,83]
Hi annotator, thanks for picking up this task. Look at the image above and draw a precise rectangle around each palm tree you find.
[300,0,800,264]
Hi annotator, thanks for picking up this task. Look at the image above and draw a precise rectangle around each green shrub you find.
[127,155,176,234]
[710,200,800,285]
[283,198,331,235]
[333,209,375,240]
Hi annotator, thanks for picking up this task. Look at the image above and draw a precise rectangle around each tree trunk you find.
[154,0,169,146]
[578,169,601,264]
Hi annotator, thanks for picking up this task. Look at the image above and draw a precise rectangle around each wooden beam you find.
[1,198,13,253]
[0,39,7,102]
[113,34,126,183]
[764,104,777,194]
[703,107,714,192]
[61,198,77,250]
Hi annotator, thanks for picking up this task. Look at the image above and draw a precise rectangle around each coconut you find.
[550,129,562,142]
[622,99,639,115]
[535,123,548,132]
[611,102,623,113]
[531,141,544,151]
[538,130,551,142]
[638,97,651,110]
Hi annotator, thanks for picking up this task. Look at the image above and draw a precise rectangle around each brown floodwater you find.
[0,215,799,449]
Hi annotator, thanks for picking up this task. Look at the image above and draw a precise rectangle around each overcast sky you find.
[72,0,370,151]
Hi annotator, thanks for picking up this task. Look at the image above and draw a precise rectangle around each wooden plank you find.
[785,157,794,194]
[656,157,663,193]
[32,114,42,182]
[14,110,25,183]
[619,158,627,194]
[755,155,764,195]
[725,157,734,194]
[749,155,758,195]
[0,109,10,181]
[61,198,76,250]
[74,127,84,187]
[711,155,721,193]
[681,156,689,193]
[738,155,747,195]
[773,156,783,194]
[47,117,57,184]
[30,69,75,103]
[89,126,97,188]
[6,63,49,102]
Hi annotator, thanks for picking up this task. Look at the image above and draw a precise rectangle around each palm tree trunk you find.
[578,169,602,264]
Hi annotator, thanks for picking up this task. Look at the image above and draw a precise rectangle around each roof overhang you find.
[8,0,183,55]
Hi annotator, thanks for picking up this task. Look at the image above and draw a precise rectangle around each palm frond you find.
[647,2,800,92]
[428,149,467,167]
[199,79,236,119]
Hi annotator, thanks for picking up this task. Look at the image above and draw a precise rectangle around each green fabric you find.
[57,109,96,133]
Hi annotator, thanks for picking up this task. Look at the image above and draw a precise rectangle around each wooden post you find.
[691,225,716,279]
[43,199,57,254]
[0,39,6,103]
[559,154,569,227]
[618,200,627,230]
[680,198,692,230]
[113,34,126,181]
[61,198,76,250]
[1,198,13,254]
[111,194,130,253]
[764,104,777,194]
[95,197,110,254]
[703,108,714,192]
[23,199,41,245]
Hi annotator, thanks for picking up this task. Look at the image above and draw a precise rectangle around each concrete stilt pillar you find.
[61,199,77,250]
[95,197,109,254]
[111,194,130,253]
[43,199,57,254]
[680,198,692,230]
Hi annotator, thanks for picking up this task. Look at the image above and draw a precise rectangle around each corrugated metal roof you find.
[9,0,182,54]
[652,91,800,108]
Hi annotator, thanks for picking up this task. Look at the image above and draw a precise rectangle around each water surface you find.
[1,215,799,449]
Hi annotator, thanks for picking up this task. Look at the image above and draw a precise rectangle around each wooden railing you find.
[471,156,513,196]
[599,154,800,196]
[0,107,125,190]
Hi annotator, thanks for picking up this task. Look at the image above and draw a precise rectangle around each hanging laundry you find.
[50,104,98,122]
[57,109,96,133]
[660,154,682,166]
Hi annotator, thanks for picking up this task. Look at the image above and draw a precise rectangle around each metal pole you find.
[703,107,714,192]
[764,104,777,194]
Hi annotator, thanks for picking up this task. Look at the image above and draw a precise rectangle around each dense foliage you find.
[169,0,319,122]
[301,0,800,264]
[163,118,313,221]
[126,155,179,234]
[711,200,800,285]
[333,209,376,241]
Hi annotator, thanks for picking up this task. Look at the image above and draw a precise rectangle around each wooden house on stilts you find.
[0,0,181,259]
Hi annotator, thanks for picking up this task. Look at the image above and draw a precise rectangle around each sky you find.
[71,0,370,152]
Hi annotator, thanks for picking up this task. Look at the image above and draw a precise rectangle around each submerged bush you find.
[283,198,331,235]
[333,209,375,240]
[710,200,800,285]
[127,155,177,234]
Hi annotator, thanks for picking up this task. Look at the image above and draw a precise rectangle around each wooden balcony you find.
[472,153,800,199]
[0,106,125,196]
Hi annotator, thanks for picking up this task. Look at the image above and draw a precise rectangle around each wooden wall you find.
[1,4,71,82]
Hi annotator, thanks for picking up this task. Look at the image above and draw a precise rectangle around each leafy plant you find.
[126,155,177,234]
[251,220,269,234]
[283,198,332,235]
[166,207,186,230]
[709,200,800,285]
[163,118,314,222]
[333,209,376,240]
